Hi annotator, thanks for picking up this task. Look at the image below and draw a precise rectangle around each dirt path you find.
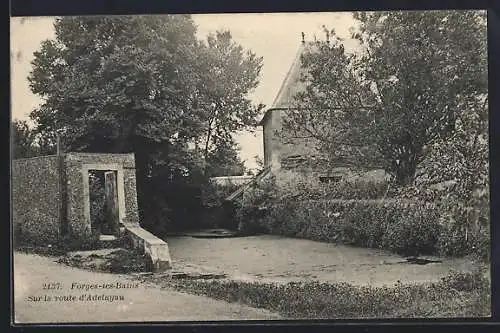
[13,252,281,324]
[166,235,483,286]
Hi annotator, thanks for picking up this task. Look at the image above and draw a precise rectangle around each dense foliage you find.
[235,173,488,260]
[232,10,489,261]
[199,181,241,230]
[26,15,263,233]
[283,10,487,185]
[11,119,56,158]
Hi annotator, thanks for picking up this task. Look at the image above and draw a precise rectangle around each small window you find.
[319,176,342,183]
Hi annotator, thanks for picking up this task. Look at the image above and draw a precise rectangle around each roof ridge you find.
[271,43,307,108]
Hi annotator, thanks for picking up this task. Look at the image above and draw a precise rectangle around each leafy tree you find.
[192,30,264,172]
[12,120,37,159]
[27,16,263,233]
[416,98,488,200]
[283,10,487,185]
[205,139,246,177]
[411,96,489,252]
[11,120,56,158]
[29,16,201,153]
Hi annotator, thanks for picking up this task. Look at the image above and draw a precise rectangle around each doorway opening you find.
[88,170,119,236]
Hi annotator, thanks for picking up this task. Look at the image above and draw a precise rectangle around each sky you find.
[10,12,357,170]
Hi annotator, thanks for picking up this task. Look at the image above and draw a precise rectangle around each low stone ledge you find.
[125,226,172,272]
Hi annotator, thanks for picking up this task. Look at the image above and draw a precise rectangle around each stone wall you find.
[12,155,63,243]
[210,175,254,187]
[12,153,172,270]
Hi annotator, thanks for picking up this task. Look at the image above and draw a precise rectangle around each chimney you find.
[322,25,330,44]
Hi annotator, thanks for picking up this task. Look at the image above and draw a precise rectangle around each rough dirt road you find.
[13,252,280,324]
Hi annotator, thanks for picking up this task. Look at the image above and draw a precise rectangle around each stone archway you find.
[62,153,140,237]
[13,152,171,271]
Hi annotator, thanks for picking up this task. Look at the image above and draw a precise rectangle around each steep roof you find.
[259,41,315,126]
[271,42,311,108]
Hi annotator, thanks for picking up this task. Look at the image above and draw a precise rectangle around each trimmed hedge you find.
[274,173,392,201]
[261,199,441,257]
[233,174,489,260]
[436,222,490,261]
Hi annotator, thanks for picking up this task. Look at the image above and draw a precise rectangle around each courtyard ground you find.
[165,235,485,286]
[13,235,490,322]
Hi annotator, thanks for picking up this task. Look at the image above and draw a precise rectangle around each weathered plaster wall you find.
[263,109,330,176]
[263,109,388,184]
[64,155,88,236]
[262,109,282,170]
[12,155,62,243]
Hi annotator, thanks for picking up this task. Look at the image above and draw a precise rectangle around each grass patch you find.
[56,248,151,274]
[15,233,151,274]
[104,248,151,273]
[15,232,130,257]
[152,270,490,319]
[15,244,68,257]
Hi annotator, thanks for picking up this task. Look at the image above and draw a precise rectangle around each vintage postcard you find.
[11,11,490,324]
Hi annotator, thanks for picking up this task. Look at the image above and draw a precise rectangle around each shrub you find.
[326,178,392,200]
[105,248,151,273]
[200,181,242,230]
[470,228,491,262]
[393,183,490,261]
[433,196,490,261]
[233,167,489,260]
[202,181,241,207]
[440,270,489,292]
[275,172,392,201]
[234,204,269,235]
[263,199,441,257]
[436,225,470,258]
[403,107,490,261]
[436,224,490,261]
[233,172,396,234]
[381,206,441,256]
[164,270,490,319]
[341,202,393,248]
[234,176,278,235]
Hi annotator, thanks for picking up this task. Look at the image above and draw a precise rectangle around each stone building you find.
[258,40,387,185]
[221,40,388,203]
